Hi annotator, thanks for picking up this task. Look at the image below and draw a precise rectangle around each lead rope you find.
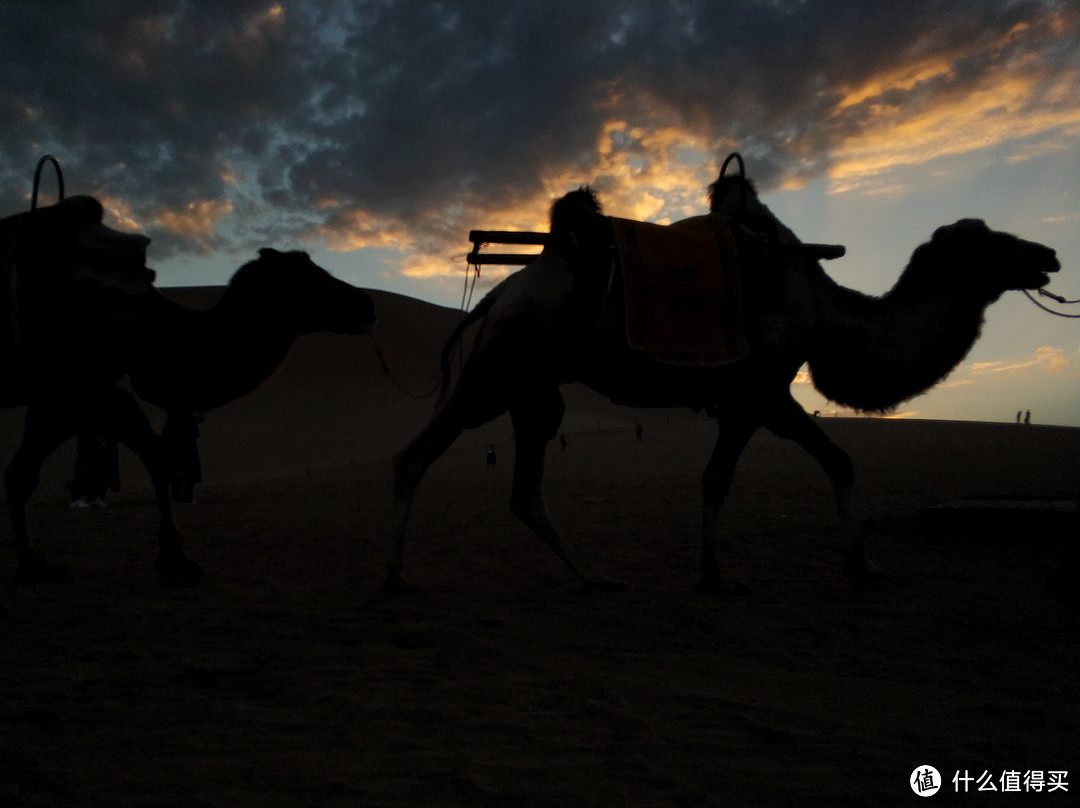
[1023,288,1080,318]
[461,255,481,312]
[364,327,442,400]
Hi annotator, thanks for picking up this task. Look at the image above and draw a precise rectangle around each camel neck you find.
[201,302,298,403]
[129,294,301,414]
[806,272,990,412]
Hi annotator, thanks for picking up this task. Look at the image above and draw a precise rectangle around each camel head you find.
[901,219,1060,302]
[224,248,376,334]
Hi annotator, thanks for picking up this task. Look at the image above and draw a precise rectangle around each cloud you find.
[966,346,1071,377]
[824,8,1080,193]
[153,199,234,240]
[1042,212,1080,225]
[880,411,921,420]
[0,0,1075,274]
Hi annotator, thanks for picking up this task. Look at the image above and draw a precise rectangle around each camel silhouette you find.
[387,173,1059,593]
[1,195,376,582]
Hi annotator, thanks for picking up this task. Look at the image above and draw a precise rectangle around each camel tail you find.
[437,291,499,403]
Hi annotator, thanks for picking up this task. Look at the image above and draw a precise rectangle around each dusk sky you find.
[2,1,1077,425]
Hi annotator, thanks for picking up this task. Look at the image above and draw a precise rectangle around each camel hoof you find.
[17,561,73,584]
[155,555,205,582]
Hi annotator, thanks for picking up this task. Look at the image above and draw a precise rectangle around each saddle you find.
[611,214,749,366]
[1,158,156,394]
[0,195,155,295]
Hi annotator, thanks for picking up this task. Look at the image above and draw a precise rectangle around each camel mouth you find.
[1022,248,1060,290]
[1035,260,1060,290]
[1019,270,1055,292]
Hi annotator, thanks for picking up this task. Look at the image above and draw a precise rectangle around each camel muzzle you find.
[1032,247,1060,290]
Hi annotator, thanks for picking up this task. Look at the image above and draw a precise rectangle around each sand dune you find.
[1,286,1077,806]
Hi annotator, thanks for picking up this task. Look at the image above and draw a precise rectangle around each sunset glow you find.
[2,1,1076,424]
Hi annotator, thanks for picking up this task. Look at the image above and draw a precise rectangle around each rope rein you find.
[1024,288,1080,318]
[462,254,481,312]
[364,327,443,400]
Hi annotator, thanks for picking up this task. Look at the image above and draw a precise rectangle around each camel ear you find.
[258,247,281,260]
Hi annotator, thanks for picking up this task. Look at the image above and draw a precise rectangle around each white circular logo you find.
[911,765,942,796]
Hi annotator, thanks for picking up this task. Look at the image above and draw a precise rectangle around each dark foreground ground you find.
[1,289,1077,806]
[1,407,1077,807]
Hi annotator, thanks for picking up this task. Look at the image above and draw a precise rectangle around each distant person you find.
[1024,410,1031,426]
[485,443,497,470]
[1016,410,1022,424]
[634,421,644,441]
[67,435,120,508]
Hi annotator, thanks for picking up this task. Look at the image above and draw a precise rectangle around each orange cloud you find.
[317,209,414,252]
[828,70,1080,192]
[99,196,143,232]
[834,56,955,111]
[153,199,233,238]
[826,7,1079,194]
[966,346,1071,377]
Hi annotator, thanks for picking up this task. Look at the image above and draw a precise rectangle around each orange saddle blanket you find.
[611,214,749,366]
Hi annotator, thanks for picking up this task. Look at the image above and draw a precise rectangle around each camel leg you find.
[508,388,628,591]
[698,413,760,593]
[761,393,879,582]
[386,380,507,593]
[5,405,80,582]
[107,390,203,581]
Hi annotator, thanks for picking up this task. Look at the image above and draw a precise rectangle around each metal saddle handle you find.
[31,154,65,210]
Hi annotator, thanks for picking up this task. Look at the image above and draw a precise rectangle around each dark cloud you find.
[0,0,1074,259]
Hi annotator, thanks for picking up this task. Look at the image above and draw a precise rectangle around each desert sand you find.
[1,288,1077,807]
